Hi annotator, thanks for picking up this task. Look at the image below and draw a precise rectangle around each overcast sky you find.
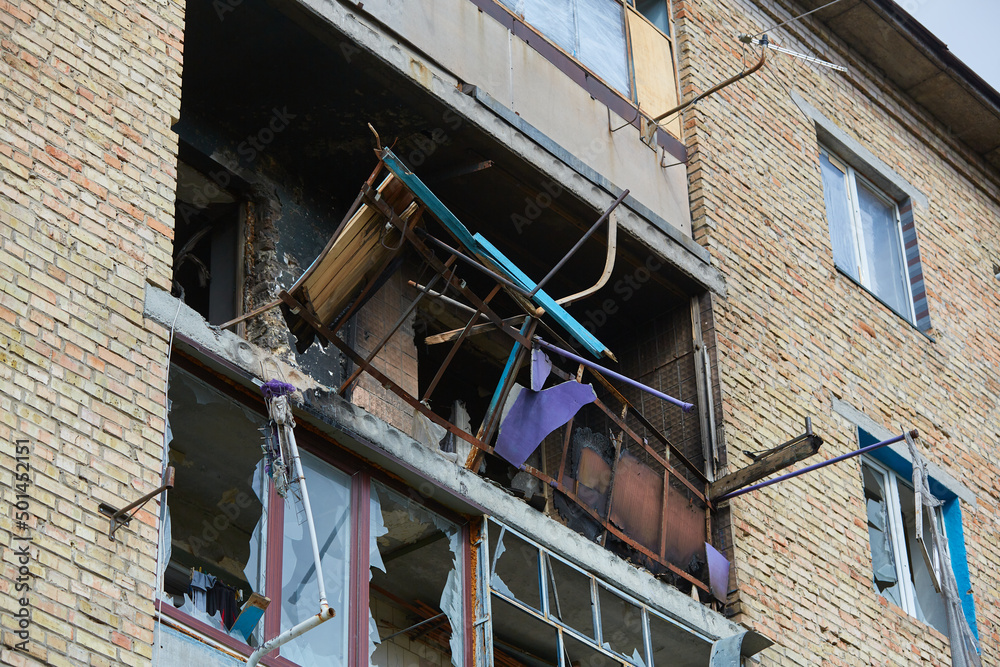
[904,0,1000,92]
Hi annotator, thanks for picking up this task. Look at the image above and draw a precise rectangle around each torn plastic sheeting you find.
[243,458,269,598]
[412,408,449,451]
[368,488,389,666]
[907,438,982,667]
[495,381,597,469]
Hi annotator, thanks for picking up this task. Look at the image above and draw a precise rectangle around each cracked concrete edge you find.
[144,284,749,642]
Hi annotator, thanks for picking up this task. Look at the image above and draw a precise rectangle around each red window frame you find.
[159,349,474,667]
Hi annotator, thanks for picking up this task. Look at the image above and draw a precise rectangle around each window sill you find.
[834,266,935,343]
[157,601,295,667]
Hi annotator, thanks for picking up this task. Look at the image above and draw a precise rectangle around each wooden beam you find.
[424,316,526,345]
[708,435,823,500]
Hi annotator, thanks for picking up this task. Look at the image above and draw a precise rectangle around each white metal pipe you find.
[245,603,335,667]
[282,418,328,607]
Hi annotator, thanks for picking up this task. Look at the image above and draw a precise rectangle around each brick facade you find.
[0,0,183,663]
[676,0,1000,663]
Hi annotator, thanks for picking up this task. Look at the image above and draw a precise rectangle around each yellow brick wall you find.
[675,0,1000,664]
[0,0,183,662]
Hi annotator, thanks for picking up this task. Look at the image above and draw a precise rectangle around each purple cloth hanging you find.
[530,347,552,392]
[494,381,596,468]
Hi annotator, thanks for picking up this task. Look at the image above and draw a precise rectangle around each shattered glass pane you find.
[491,594,558,667]
[598,586,644,660]
[370,482,463,667]
[861,463,901,608]
[544,554,595,639]
[489,522,542,611]
[280,451,351,666]
[562,632,619,667]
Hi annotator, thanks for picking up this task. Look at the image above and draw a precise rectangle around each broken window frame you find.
[484,518,714,667]
[860,455,949,633]
[156,350,473,667]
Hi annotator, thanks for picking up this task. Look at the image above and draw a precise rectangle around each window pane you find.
[856,183,910,318]
[490,522,543,611]
[577,0,631,95]
[861,464,903,609]
[370,482,463,667]
[896,482,949,634]
[164,366,265,631]
[522,0,576,55]
[545,554,596,639]
[597,586,644,660]
[819,153,859,281]
[280,451,351,666]
[635,0,670,34]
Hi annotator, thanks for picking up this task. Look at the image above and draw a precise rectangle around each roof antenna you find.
[738,33,847,72]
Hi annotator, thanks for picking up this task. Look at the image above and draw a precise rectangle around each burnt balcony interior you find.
[173,0,727,603]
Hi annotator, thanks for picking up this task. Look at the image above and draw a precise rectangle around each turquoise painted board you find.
[474,234,608,359]
[379,148,479,251]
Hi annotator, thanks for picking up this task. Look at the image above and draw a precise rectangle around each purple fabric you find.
[261,379,296,400]
[530,347,552,392]
[495,381,596,468]
[706,542,730,603]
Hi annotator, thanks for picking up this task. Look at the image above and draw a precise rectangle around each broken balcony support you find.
[708,418,823,500]
[279,290,494,458]
[716,429,918,502]
[527,189,628,298]
[422,283,503,403]
[337,257,457,396]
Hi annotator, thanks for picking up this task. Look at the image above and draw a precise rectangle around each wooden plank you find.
[708,435,823,500]
[627,7,682,140]
[424,315,526,345]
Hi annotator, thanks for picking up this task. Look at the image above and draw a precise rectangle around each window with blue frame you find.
[858,428,977,640]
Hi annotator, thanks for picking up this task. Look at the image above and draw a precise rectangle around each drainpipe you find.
[246,604,336,666]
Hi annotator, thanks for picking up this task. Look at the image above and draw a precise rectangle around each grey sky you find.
[903,0,1000,92]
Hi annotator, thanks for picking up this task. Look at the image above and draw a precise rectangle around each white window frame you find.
[861,456,945,622]
[820,146,917,324]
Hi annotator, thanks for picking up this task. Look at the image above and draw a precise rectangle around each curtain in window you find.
[856,182,909,317]
[819,153,859,282]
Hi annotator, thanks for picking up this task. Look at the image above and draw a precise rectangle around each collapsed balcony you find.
[168,0,737,619]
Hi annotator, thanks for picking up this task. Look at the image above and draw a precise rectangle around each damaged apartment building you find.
[1,0,999,666]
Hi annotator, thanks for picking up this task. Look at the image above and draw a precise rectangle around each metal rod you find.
[408,280,481,316]
[529,190,629,297]
[379,613,447,642]
[717,430,917,501]
[652,49,767,123]
[534,338,694,412]
[218,299,281,330]
[338,264,452,395]
[105,466,175,538]
[416,230,534,298]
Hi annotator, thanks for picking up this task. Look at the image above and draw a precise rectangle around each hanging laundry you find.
[206,580,240,630]
[189,570,216,612]
[495,381,597,468]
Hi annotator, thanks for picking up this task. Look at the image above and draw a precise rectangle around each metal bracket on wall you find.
[98,466,175,539]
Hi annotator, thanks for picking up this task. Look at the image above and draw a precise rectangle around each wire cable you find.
[752,0,845,38]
